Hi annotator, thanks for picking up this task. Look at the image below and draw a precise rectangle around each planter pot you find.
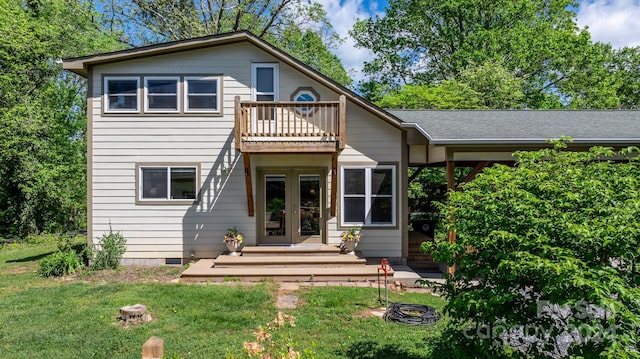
[225,240,242,256]
[342,241,358,254]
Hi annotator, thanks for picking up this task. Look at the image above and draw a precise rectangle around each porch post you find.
[244,153,254,217]
[234,96,242,151]
[446,160,456,275]
[330,152,338,217]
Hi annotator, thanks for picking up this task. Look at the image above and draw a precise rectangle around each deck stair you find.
[181,245,392,282]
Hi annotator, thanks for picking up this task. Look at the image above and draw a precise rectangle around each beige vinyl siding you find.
[91,43,268,261]
[337,105,405,258]
[90,42,403,261]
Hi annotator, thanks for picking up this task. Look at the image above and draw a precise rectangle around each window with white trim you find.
[341,165,396,226]
[144,77,179,112]
[184,76,220,113]
[104,77,139,112]
[251,63,278,101]
[139,165,198,201]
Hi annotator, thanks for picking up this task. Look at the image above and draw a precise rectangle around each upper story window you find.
[252,63,278,101]
[145,77,179,113]
[184,76,220,113]
[103,75,223,115]
[341,165,396,227]
[104,77,139,113]
[137,164,199,203]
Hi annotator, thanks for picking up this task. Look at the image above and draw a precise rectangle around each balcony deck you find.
[234,95,345,153]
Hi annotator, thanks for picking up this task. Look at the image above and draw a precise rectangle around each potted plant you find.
[340,226,362,254]
[223,226,244,256]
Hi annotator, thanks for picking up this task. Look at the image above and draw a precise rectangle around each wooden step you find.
[213,255,366,268]
[240,245,340,257]
[181,259,391,282]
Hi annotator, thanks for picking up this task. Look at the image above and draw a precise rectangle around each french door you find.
[259,169,324,245]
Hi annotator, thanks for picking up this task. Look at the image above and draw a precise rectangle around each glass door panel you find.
[296,175,322,244]
[264,175,287,243]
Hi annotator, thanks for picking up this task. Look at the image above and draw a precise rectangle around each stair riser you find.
[214,263,366,268]
[181,275,388,282]
[241,252,339,257]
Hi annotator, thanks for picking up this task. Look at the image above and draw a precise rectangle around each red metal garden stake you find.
[378,258,390,311]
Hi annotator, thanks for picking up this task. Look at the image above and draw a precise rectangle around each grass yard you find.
[0,241,447,358]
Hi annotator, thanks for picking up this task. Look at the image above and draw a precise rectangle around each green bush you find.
[38,250,84,277]
[92,231,127,270]
[428,141,640,358]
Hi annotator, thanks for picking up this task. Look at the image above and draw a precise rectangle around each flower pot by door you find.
[342,241,357,254]
[225,240,241,256]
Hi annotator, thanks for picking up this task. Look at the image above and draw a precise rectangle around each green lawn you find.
[0,241,447,358]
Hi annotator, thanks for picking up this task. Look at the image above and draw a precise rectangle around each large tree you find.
[428,141,640,357]
[99,0,352,86]
[0,0,122,237]
[352,0,637,108]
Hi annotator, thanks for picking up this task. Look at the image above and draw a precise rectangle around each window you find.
[252,63,278,101]
[184,76,220,113]
[341,165,396,226]
[138,165,198,202]
[291,87,320,116]
[104,77,139,112]
[144,77,179,112]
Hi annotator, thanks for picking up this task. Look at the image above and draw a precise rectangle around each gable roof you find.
[63,31,402,130]
[390,110,640,145]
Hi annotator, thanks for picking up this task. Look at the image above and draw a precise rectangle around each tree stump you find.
[120,304,148,324]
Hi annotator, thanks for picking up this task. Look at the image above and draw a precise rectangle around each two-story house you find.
[63,31,411,265]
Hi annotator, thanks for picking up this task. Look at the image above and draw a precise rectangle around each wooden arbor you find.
[234,95,346,217]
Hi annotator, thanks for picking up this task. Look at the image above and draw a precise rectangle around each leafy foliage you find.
[38,235,87,277]
[375,62,524,109]
[427,141,640,357]
[375,81,482,109]
[91,231,127,270]
[352,0,640,108]
[0,0,122,238]
[98,0,352,85]
[38,250,84,277]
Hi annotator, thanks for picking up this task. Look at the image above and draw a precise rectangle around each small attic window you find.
[290,87,320,116]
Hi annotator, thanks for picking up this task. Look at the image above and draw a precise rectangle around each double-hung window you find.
[138,165,199,202]
[341,165,396,226]
[144,77,179,112]
[184,76,220,113]
[104,77,139,113]
[251,63,279,129]
[251,63,278,101]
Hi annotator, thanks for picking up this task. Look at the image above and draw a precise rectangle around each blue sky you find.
[316,0,640,82]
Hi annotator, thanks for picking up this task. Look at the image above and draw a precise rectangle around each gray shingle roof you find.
[389,110,640,145]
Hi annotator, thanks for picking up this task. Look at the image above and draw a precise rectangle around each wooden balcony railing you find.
[234,95,346,153]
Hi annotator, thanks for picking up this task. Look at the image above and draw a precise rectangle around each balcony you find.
[234,95,346,153]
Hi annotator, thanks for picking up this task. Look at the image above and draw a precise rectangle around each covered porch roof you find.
[391,110,640,167]
[390,109,640,274]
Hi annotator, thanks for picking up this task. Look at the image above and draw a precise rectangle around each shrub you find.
[92,230,127,270]
[427,141,640,358]
[38,250,84,277]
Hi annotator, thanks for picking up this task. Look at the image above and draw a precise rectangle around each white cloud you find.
[316,0,385,83]
[577,0,640,48]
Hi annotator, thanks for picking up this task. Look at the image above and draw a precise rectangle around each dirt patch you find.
[72,265,183,283]
[358,307,387,319]
[275,283,300,309]
[0,267,32,275]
